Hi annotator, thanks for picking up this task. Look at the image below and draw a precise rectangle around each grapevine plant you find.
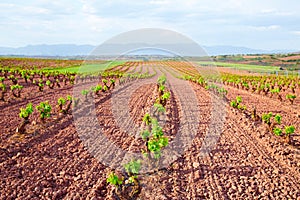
[107,75,171,199]
[11,84,23,98]
[36,101,52,122]
[285,125,295,143]
[0,83,6,101]
[107,159,142,199]
[262,112,281,132]
[92,85,102,96]
[18,103,33,133]
[286,94,296,104]
[46,80,54,89]
[81,89,89,101]
[57,97,66,113]
[57,95,75,113]
[230,96,246,111]
[156,75,171,107]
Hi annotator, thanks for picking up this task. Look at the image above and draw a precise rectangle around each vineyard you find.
[0,58,300,199]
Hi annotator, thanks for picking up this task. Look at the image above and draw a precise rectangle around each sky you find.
[1,0,300,50]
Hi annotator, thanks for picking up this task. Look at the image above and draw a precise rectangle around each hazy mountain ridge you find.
[0,44,95,57]
[0,44,296,56]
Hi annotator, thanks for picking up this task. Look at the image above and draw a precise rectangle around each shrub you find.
[102,79,108,86]
[0,83,7,101]
[11,84,23,98]
[286,94,296,104]
[36,101,52,122]
[124,160,141,176]
[160,91,170,104]
[57,97,66,113]
[284,125,295,143]
[154,103,166,114]
[110,79,116,89]
[19,103,33,120]
[141,130,150,141]
[230,100,238,108]
[273,127,282,136]
[18,103,33,133]
[103,85,109,92]
[46,80,54,89]
[157,75,166,86]
[262,112,273,127]
[230,96,244,110]
[81,89,89,100]
[9,75,18,84]
[107,172,123,187]
[107,159,141,199]
[285,125,295,136]
[142,113,152,125]
[274,114,281,125]
[92,85,102,95]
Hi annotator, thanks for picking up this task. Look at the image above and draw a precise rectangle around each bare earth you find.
[0,69,299,199]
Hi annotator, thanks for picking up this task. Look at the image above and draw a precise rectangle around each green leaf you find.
[143,113,152,125]
[148,139,160,152]
[285,126,295,136]
[0,83,6,91]
[92,85,102,92]
[157,75,166,85]
[103,85,108,91]
[159,85,165,92]
[128,176,137,184]
[81,89,89,95]
[236,96,242,104]
[153,151,161,159]
[36,101,52,120]
[154,103,166,113]
[274,114,281,124]
[124,160,141,175]
[230,100,238,108]
[67,95,72,101]
[141,130,150,140]
[161,92,170,100]
[19,103,33,119]
[102,79,108,84]
[46,80,51,86]
[158,136,168,148]
[273,127,282,136]
[107,172,123,186]
[151,119,163,138]
[286,94,296,99]
[57,97,66,106]
[262,112,273,125]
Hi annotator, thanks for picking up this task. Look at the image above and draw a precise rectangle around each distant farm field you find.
[198,61,281,73]
[45,60,125,73]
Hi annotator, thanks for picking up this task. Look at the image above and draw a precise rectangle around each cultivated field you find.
[0,58,299,199]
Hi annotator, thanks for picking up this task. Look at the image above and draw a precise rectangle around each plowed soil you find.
[0,66,299,199]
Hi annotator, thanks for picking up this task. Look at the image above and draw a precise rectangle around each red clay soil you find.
[216,67,264,76]
[0,69,300,199]
[279,55,300,61]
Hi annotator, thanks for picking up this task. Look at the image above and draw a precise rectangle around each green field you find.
[197,61,281,73]
[45,60,125,73]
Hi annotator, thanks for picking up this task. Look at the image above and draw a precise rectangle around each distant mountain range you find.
[0,44,296,57]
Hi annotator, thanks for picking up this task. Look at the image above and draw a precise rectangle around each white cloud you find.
[149,0,170,5]
[248,25,281,31]
[0,0,299,50]
[291,31,300,36]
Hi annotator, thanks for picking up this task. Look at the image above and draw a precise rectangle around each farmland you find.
[0,57,300,199]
